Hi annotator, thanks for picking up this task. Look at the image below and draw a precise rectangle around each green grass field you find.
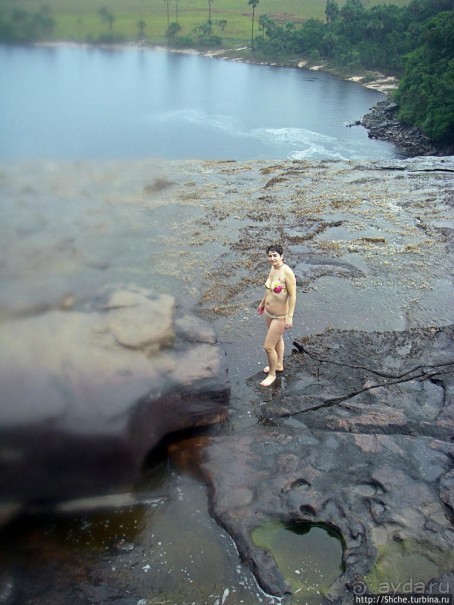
[0,0,411,46]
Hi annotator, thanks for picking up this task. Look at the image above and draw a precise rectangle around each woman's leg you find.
[275,333,285,369]
[261,318,285,386]
[263,334,284,373]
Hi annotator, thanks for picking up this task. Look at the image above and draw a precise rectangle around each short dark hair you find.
[266,244,283,255]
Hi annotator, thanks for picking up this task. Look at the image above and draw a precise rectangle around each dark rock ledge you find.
[191,325,454,602]
[361,100,454,158]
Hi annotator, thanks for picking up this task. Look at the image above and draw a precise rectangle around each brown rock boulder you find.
[0,288,230,505]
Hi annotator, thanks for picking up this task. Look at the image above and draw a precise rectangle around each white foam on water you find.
[249,126,348,160]
[144,110,380,160]
[251,126,336,145]
[148,108,239,134]
[289,146,347,160]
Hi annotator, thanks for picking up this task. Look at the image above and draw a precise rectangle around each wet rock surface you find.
[0,156,453,603]
[196,325,454,600]
[171,155,453,601]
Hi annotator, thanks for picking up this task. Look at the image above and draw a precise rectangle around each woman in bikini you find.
[257,244,297,387]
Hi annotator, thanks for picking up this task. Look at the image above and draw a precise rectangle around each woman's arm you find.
[284,267,297,327]
[258,270,271,315]
[257,292,267,315]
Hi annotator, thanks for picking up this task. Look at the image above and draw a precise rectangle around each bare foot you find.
[263,366,283,373]
[260,374,277,387]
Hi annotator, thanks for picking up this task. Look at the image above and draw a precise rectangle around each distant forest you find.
[253,0,453,145]
[1,0,452,145]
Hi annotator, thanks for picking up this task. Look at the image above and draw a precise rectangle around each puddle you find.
[252,520,345,602]
[134,474,278,605]
[0,459,281,605]
[365,539,454,594]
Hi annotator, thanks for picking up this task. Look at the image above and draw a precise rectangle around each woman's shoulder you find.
[283,263,295,277]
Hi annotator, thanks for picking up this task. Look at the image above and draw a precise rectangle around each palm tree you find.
[208,0,214,36]
[98,6,115,35]
[164,0,170,28]
[258,14,273,40]
[166,21,181,41]
[137,19,146,40]
[248,0,259,50]
[325,0,340,25]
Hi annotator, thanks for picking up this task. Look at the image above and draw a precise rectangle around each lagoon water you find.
[0,44,400,161]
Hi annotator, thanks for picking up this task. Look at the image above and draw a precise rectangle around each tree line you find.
[0,5,55,42]
[0,0,452,145]
[251,0,453,144]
